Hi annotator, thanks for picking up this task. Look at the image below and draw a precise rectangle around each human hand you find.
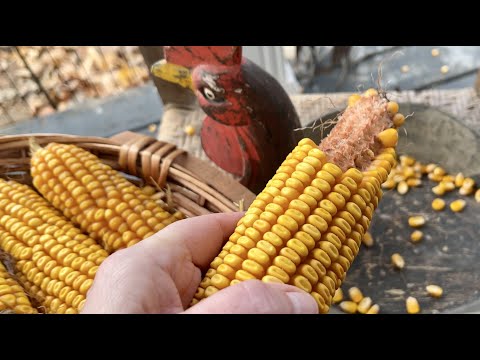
[81,212,318,314]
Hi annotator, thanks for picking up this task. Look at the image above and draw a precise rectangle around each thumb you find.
[183,280,319,314]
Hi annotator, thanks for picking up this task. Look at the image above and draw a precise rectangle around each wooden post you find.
[139,46,196,107]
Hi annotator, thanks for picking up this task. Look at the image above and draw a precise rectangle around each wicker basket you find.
[0,131,256,218]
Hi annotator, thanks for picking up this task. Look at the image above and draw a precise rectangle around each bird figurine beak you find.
[150,59,195,91]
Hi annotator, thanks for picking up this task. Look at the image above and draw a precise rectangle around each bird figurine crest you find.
[151,46,301,193]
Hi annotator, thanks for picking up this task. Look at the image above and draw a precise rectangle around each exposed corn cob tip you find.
[0,179,106,314]
[0,261,37,314]
[30,143,184,253]
[192,90,404,313]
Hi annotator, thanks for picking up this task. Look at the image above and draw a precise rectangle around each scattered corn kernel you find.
[475,189,480,203]
[184,125,196,136]
[425,164,437,173]
[362,232,374,248]
[381,178,396,189]
[455,173,465,187]
[450,199,466,212]
[348,287,364,303]
[339,301,357,314]
[332,288,343,304]
[366,304,380,314]
[431,198,446,211]
[397,181,409,195]
[441,181,455,191]
[426,285,443,298]
[357,297,373,314]
[148,123,157,133]
[408,216,425,228]
[440,65,449,74]
[410,230,423,243]
[463,178,475,189]
[401,65,410,73]
[406,178,421,187]
[459,186,474,196]
[406,296,420,314]
[391,253,405,270]
[432,184,445,196]
[431,48,440,57]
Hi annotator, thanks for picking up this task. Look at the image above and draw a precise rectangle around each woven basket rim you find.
[0,131,256,217]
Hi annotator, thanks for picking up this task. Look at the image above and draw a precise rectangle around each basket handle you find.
[112,131,185,189]
[110,131,256,206]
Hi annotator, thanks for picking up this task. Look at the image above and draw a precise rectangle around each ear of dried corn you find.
[30,143,184,253]
[0,179,108,313]
[191,91,404,313]
[0,261,37,314]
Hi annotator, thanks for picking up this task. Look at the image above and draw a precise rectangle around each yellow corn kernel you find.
[432,184,445,196]
[377,129,398,148]
[387,102,399,115]
[357,296,373,314]
[332,288,343,304]
[406,296,420,314]
[425,164,437,173]
[348,94,361,107]
[459,185,474,196]
[391,253,405,269]
[362,232,374,248]
[348,287,363,303]
[475,189,480,203]
[433,167,446,177]
[339,301,357,314]
[397,181,409,195]
[431,198,446,211]
[410,230,423,243]
[408,216,425,228]
[455,173,465,188]
[426,285,443,298]
[364,88,378,97]
[31,143,183,253]
[381,178,396,190]
[366,304,380,314]
[462,177,475,189]
[450,199,466,212]
[406,178,421,187]
[393,113,405,127]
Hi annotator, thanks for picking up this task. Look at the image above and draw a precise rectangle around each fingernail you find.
[286,292,319,314]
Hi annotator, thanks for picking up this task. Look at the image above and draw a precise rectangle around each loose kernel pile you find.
[337,285,380,314]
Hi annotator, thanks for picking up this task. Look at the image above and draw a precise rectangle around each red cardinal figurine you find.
[151,46,301,193]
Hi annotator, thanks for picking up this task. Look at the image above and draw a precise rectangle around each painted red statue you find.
[152,46,301,193]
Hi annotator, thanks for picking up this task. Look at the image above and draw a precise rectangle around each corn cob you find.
[192,90,403,313]
[30,143,184,253]
[0,179,108,313]
[0,261,37,314]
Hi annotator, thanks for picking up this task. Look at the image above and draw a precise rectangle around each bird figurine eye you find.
[202,87,216,101]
